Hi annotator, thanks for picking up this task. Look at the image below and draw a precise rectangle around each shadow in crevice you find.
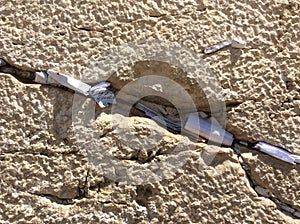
[0,63,35,83]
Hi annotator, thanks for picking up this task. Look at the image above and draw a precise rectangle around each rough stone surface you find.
[0,0,300,223]
[242,148,300,211]
[1,0,299,152]
[0,74,298,223]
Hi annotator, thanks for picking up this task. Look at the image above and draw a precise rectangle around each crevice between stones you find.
[231,145,300,219]
[28,170,96,205]
[30,193,75,205]
[0,61,35,83]
[1,59,299,219]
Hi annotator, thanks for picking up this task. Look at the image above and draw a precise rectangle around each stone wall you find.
[0,0,299,223]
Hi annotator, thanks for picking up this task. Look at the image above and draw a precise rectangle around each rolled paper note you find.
[47,69,91,96]
[204,38,246,54]
[184,113,234,146]
[203,40,233,54]
[89,82,111,94]
[253,142,297,165]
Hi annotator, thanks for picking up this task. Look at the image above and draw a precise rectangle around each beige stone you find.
[0,75,297,223]
[0,0,300,223]
[242,149,300,211]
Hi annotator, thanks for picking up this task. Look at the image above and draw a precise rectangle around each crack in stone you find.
[73,26,105,33]
[0,64,35,83]
[29,192,75,205]
[28,169,98,205]
[1,59,299,219]
[77,170,90,199]
[231,144,300,219]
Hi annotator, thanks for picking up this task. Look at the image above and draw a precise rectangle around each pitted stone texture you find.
[200,1,300,153]
[227,99,300,154]
[95,113,198,162]
[0,75,298,223]
[0,74,75,155]
[2,147,296,223]
[242,149,300,212]
[78,152,299,223]
[0,153,86,199]
[0,0,206,73]
[1,0,300,223]
[0,0,299,152]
